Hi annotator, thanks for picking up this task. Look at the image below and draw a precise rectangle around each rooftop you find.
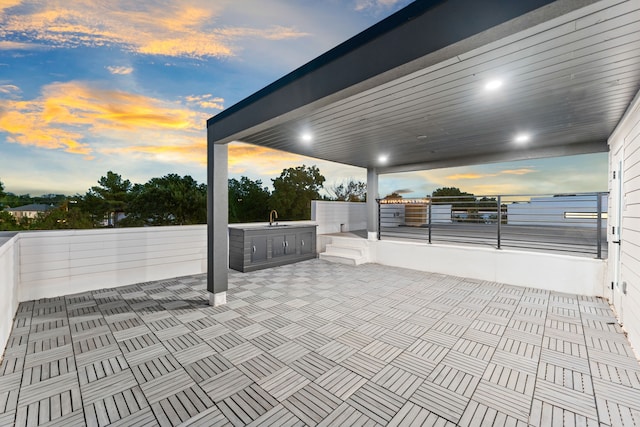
[1,259,638,426]
[207,0,640,173]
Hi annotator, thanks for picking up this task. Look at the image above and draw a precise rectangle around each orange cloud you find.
[102,140,207,166]
[1,1,309,58]
[446,173,493,180]
[229,142,306,175]
[501,168,536,175]
[0,81,211,160]
[185,94,224,111]
[446,168,535,180]
[0,0,21,11]
[0,101,92,155]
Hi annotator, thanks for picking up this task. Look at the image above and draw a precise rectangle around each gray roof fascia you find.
[206,0,562,144]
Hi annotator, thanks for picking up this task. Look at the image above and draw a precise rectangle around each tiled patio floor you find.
[1,259,640,426]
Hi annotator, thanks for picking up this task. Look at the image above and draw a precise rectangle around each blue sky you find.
[0,0,607,199]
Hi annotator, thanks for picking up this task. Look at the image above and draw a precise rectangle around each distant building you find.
[507,195,608,228]
[5,203,54,220]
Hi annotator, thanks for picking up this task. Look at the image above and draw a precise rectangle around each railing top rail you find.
[377,191,609,203]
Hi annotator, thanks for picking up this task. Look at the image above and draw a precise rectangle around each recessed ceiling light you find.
[301,132,313,143]
[485,79,503,91]
[515,133,530,143]
[378,154,389,164]
[417,135,427,140]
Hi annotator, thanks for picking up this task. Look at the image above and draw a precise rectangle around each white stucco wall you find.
[373,240,605,296]
[311,201,367,234]
[0,234,19,359]
[608,89,640,354]
[16,225,207,301]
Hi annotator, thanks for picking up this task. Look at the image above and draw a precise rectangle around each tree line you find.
[0,165,367,231]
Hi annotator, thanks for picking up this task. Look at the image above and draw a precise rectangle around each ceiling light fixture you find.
[301,132,313,143]
[485,79,503,91]
[515,133,530,143]
[378,154,389,164]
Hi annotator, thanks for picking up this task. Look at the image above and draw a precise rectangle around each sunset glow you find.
[0,0,607,197]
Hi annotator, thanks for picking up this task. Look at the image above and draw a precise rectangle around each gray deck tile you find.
[132,354,181,384]
[282,382,341,426]
[200,368,253,403]
[341,351,386,379]
[317,402,382,427]
[217,384,277,426]
[459,400,528,427]
[84,386,149,427]
[389,401,456,427]
[315,365,367,400]
[174,342,215,366]
[184,354,233,383]
[238,352,284,382]
[3,260,640,426]
[529,398,599,427]
[81,369,137,406]
[346,381,405,425]
[533,378,598,421]
[140,368,195,404]
[471,380,532,422]
[0,371,21,416]
[410,379,470,423]
[372,365,423,398]
[206,332,245,353]
[259,367,310,401]
[150,385,213,427]
[249,330,288,352]
[290,352,336,381]
[177,406,230,427]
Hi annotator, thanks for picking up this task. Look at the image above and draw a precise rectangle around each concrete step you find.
[320,238,369,266]
[328,236,370,249]
[319,253,361,266]
[324,244,365,258]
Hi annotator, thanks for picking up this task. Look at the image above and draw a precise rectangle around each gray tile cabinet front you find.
[229,225,317,272]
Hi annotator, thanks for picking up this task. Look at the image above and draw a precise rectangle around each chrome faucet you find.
[269,209,278,226]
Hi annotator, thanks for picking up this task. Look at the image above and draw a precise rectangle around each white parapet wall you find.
[0,234,19,359]
[311,201,367,234]
[373,239,605,296]
[0,225,207,359]
[15,225,207,301]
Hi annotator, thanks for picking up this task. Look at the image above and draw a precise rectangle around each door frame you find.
[610,145,625,323]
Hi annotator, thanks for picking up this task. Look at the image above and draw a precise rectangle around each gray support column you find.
[207,138,228,306]
[366,167,379,241]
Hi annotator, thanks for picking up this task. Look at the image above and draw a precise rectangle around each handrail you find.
[376,192,609,258]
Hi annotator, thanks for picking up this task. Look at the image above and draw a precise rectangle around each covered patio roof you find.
[207,0,640,173]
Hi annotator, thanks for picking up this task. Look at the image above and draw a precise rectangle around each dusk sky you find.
[0,0,608,199]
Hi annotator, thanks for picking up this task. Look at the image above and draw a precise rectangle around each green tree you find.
[88,171,132,227]
[1,193,33,208]
[270,165,325,220]
[78,191,108,227]
[30,204,93,230]
[432,187,477,222]
[0,210,21,231]
[329,179,366,202]
[123,174,207,226]
[0,179,5,200]
[228,177,271,223]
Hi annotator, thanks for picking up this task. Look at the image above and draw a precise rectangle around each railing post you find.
[596,192,602,259]
[428,196,432,244]
[497,195,502,249]
[377,199,381,240]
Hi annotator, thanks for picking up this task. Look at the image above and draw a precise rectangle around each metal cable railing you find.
[377,192,608,258]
